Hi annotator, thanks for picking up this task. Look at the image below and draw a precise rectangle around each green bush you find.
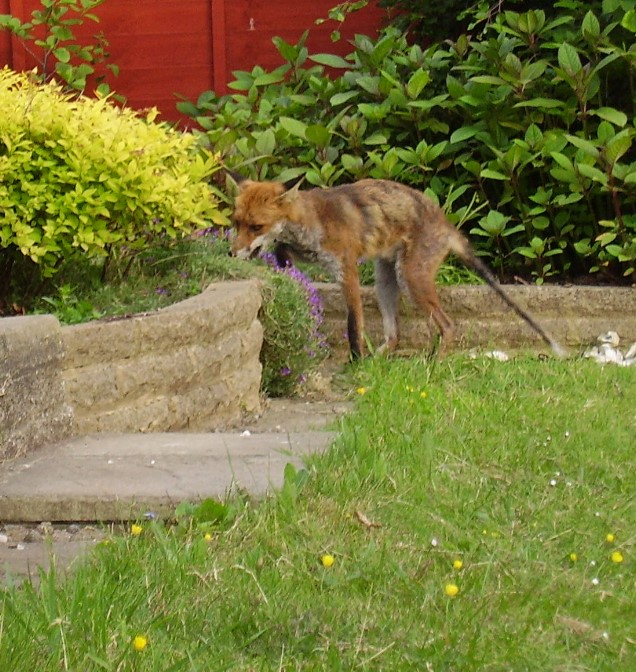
[0,68,225,302]
[183,0,636,282]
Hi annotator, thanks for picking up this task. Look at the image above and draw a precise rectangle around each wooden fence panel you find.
[0,1,387,123]
[221,1,387,88]
[0,0,14,69]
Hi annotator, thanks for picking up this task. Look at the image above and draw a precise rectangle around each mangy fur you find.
[231,176,565,359]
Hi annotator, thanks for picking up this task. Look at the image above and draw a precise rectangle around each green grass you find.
[2,355,635,670]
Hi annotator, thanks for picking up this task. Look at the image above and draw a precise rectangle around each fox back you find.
[231,178,456,268]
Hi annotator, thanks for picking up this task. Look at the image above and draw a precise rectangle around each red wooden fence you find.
[0,0,388,124]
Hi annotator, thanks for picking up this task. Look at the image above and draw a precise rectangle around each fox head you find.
[230,176,299,259]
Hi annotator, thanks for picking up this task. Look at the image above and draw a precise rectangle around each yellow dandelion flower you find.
[611,550,624,564]
[356,387,367,395]
[131,524,143,536]
[420,391,427,399]
[569,553,578,562]
[606,533,615,543]
[204,532,213,542]
[133,635,148,652]
[321,554,335,568]
[444,583,459,597]
[453,559,463,570]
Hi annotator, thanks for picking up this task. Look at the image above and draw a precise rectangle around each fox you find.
[230,175,566,359]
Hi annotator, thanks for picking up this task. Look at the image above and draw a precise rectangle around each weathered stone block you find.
[0,316,73,460]
[64,280,264,435]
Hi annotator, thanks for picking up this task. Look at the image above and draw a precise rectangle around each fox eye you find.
[248,224,263,233]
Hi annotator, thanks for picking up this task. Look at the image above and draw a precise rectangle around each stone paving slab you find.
[0,431,335,523]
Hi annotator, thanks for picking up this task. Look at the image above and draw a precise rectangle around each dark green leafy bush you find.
[0,68,225,302]
[182,0,636,282]
[377,0,578,42]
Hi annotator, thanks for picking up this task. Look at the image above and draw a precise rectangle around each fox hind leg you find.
[374,258,400,353]
[398,243,455,347]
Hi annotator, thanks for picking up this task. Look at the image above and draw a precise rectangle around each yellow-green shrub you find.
[0,67,224,294]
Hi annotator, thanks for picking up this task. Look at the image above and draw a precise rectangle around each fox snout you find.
[231,245,259,260]
[230,234,262,260]
[231,220,283,260]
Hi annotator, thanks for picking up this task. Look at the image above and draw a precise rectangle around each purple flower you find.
[280,366,292,376]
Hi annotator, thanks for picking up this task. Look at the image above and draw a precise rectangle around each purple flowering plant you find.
[257,251,329,397]
[198,229,328,396]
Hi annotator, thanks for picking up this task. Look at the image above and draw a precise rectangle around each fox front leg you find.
[341,264,365,359]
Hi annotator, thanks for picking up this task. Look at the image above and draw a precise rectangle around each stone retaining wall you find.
[0,316,73,462]
[317,283,636,354]
[2,280,634,461]
[0,280,263,461]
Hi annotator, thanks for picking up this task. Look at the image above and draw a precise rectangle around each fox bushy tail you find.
[450,233,566,357]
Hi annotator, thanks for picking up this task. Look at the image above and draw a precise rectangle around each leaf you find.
[406,94,449,110]
[363,132,388,145]
[532,216,550,231]
[565,134,600,158]
[480,168,508,180]
[274,36,299,63]
[590,107,627,127]
[357,102,388,120]
[278,116,307,139]
[513,98,564,109]
[309,53,351,68]
[194,498,229,524]
[596,231,617,246]
[253,72,285,86]
[478,210,510,236]
[550,152,575,172]
[341,154,363,172]
[356,75,380,95]
[450,126,479,143]
[604,133,632,165]
[53,47,71,63]
[330,90,358,105]
[520,61,547,82]
[305,124,331,148]
[446,75,465,98]
[577,163,608,184]
[558,43,582,77]
[582,11,600,39]
[621,9,636,33]
[597,121,616,143]
[406,68,430,99]
[605,244,626,258]
[525,124,543,148]
[469,75,507,86]
[255,129,276,155]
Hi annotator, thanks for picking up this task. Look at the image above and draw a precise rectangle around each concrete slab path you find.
[0,397,349,583]
[0,430,335,523]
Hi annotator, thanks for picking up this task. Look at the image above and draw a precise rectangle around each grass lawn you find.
[1,354,635,670]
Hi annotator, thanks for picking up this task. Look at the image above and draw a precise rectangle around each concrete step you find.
[0,431,335,523]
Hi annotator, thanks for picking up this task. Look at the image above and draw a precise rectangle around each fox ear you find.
[226,170,252,192]
[278,175,305,203]
[283,175,304,191]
